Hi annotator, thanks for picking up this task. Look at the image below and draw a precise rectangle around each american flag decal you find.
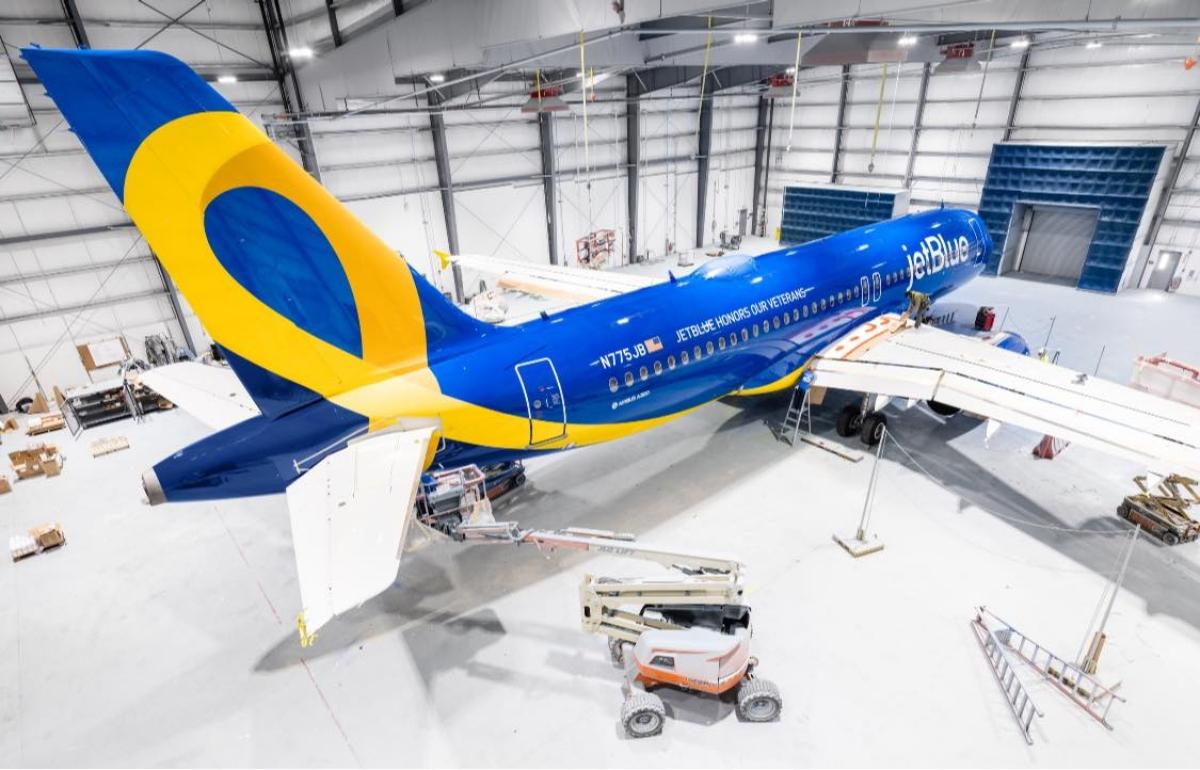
[645,336,663,352]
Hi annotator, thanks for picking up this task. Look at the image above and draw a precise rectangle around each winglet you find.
[434,249,453,270]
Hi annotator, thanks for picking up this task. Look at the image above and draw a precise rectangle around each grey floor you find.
[2,272,1200,767]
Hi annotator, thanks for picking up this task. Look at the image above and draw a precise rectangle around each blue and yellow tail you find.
[24,47,486,417]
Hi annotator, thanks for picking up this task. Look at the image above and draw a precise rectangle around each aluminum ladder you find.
[977,607,1125,730]
[971,612,1043,745]
[780,386,811,446]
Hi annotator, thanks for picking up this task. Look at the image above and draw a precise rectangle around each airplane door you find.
[515,358,567,446]
[872,272,882,302]
[859,275,870,306]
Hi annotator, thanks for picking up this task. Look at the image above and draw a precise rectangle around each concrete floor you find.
[3,266,1200,767]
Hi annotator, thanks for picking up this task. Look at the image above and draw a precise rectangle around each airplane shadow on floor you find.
[256,389,1200,676]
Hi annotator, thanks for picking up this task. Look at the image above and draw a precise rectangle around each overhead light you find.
[1135,33,1157,39]
[576,70,584,78]
[1010,37,1030,49]
[288,46,314,59]
[785,66,796,75]
[217,74,238,84]
[898,35,918,47]
[1086,40,1103,49]
[591,71,611,84]
[734,32,758,45]
[429,73,445,83]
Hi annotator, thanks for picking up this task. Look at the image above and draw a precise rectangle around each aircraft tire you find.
[836,404,862,437]
[860,412,888,446]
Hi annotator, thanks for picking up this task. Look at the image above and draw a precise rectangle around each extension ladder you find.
[780,386,811,446]
[971,613,1042,745]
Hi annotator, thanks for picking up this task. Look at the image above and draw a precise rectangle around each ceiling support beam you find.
[831,64,850,183]
[325,0,343,47]
[0,256,154,287]
[1143,93,1200,255]
[1003,48,1031,142]
[153,256,197,354]
[0,222,134,247]
[59,0,90,48]
[751,95,769,237]
[695,73,715,249]
[626,76,641,263]
[537,112,560,266]
[259,0,322,180]
[0,290,168,325]
[428,92,463,303]
[903,62,931,189]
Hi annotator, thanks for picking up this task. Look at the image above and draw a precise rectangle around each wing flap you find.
[444,253,658,302]
[137,361,260,431]
[285,426,434,635]
[810,314,1200,474]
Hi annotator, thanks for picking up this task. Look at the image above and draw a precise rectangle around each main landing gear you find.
[836,401,888,447]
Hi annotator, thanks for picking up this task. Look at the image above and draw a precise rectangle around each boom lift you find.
[457,519,783,738]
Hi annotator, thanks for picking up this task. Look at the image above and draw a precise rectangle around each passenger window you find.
[608,377,618,393]
[793,309,800,322]
[837,291,844,304]
[694,345,702,360]
[667,355,676,370]
[681,350,690,365]
[718,336,726,351]
[820,298,827,311]
[854,285,860,297]
[773,316,780,329]
[741,328,749,342]
[729,333,737,347]
[811,301,818,315]
[624,371,634,387]
[752,324,759,338]
[639,365,648,381]
[828,295,834,307]
[653,360,663,375]
[802,305,809,318]
[706,341,714,355]
[762,320,769,334]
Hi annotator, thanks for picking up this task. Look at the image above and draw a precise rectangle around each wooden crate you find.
[0,475,11,494]
[90,436,130,458]
[8,444,61,480]
[10,523,65,562]
[26,413,65,436]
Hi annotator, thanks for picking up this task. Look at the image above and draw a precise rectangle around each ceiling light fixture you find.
[217,74,238,84]
[429,73,445,83]
[785,66,797,75]
[1086,40,1103,49]
[1010,37,1030,49]
[734,32,758,45]
[288,46,314,59]
[898,35,918,47]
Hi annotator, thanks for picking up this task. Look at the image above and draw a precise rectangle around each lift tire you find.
[836,404,863,437]
[927,399,960,417]
[860,412,888,447]
[1162,531,1180,546]
[621,692,665,738]
[14,397,33,414]
[737,678,782,722]
[608,637,627,668]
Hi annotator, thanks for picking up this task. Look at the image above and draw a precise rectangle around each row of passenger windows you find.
[604,267,916,394]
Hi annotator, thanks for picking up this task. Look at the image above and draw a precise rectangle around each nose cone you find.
[142,468,167,506]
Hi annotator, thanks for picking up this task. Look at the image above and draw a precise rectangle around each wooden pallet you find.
[90,436,130,458]
[26,413,66,435]
[9,523,66,562]
[8,444,62,480]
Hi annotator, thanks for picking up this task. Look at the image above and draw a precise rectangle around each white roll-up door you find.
[1016,205,1099,281]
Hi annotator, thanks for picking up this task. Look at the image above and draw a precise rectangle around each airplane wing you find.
[286,425,435,638]
[137,361,260,431]
[437,251,659,302]
[807,313,1200,475]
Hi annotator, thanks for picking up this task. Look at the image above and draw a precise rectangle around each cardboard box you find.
[0,475,10,494]
[29,523,65,550]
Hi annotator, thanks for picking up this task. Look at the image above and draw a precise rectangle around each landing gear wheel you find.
[836,403,863,437]
[927,400,960,417]
[860,412,888,446]
[737,678,782,722]
[1162,531,1180,546]
[621,692,665,738]
[512,472,526,488]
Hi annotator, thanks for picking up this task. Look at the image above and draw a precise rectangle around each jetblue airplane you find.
[26,48,1200,634]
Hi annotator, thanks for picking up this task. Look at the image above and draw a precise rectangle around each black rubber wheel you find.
[836,403,863,437]
[1162,531,1180,546]
[621,692,665,738]
[927,399,960,417]
[736,678,782,722]
[512,472,526,488]
[860,412,888,446]
[14,397,33,414]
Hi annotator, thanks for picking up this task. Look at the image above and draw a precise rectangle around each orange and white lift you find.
[456,518,783,738]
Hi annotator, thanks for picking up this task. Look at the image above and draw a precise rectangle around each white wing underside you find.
[138,361,260,431]
[449,253,659,302]
[810,314,1200,475]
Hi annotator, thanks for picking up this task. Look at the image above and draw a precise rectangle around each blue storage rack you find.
[780,186,899,246]
[977,144,1164,293]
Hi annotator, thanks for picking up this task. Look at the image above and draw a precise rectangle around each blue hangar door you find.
[515,358,567,446]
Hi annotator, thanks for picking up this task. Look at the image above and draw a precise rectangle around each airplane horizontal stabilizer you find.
[138,362,260,432]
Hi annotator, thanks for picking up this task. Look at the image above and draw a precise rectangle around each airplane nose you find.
[142,468,167,506]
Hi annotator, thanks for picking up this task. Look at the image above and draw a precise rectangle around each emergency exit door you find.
[515,358,567,446]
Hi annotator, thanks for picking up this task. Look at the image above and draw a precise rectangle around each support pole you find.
[259,0,321,180]
[750,95,769,236]
[428,91,463,302]
[830,64,850,183]
[537,112,560,266]
[903,62,931,190]
[1002,48,1031,142]
[695,73,714,249]
[1143,93,1200,257]
[59,0,90,48]
[1081,525,1140,675]
[761,98,774,237]
[626,76,641,263]
[834,423,887,557]
[324,0,343,47]
[153,255,196,355]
